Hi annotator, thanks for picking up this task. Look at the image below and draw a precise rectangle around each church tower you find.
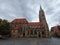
[39,6,49,38]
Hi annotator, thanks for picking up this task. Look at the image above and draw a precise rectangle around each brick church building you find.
[11,6,49,38]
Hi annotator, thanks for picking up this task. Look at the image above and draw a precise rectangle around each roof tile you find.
[11,18,28,24]
[28,22,42,26]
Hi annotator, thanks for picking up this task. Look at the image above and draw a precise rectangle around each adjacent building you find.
[51,25,60,37]
[11,6,49,38]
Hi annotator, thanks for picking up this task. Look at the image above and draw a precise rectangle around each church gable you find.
[11,18,28,24]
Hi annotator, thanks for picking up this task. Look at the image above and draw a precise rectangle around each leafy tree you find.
[0,19,2,23]
[0,19,11,36]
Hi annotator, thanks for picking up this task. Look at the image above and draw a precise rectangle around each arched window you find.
[18,27,22,34]
[30,30,33,35]
[42,31,45,35]
[34,30,37,35]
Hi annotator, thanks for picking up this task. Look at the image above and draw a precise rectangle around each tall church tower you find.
[39,6,49,38]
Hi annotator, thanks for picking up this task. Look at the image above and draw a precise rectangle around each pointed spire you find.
[40,6,43,11]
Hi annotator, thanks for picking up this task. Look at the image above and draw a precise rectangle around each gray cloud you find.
[0,0,60,30]
[40,0,60,29]
[0,0,40,22]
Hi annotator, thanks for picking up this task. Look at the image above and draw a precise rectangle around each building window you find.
[58,28,60,30]
[42,31,45,35]
[28,31,29,35]
[34,30,37,35]
[18,27,22,34]
[30,30,33,35]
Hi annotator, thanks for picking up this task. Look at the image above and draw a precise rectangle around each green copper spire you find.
[40,6,43,10]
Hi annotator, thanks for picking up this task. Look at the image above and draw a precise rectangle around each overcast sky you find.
[0,0,60,29]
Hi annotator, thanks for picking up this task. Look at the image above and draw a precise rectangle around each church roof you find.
[13,25,20,30]
[11,18,28,24]
[52,25,60,29]
[28,22,42,26]
[11,18,43,26]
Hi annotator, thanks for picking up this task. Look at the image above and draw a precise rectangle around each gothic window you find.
[58,28,60,31]
[30,30,33,35]
[42,31,45,35]
[18,27,22,34]
[28,31,29,35]
[34,30,37,35]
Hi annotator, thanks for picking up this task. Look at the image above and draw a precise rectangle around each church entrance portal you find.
[23,33,25,37]
[38,32,41,38]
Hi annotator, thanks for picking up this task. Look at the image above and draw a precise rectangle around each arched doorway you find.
[23,32,25,37]
[38,32,41,38]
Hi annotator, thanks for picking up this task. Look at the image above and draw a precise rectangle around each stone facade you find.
[11,6,49,38]
[51,25,60,37]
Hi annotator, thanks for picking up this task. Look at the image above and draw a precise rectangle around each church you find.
[11,6,49,38]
